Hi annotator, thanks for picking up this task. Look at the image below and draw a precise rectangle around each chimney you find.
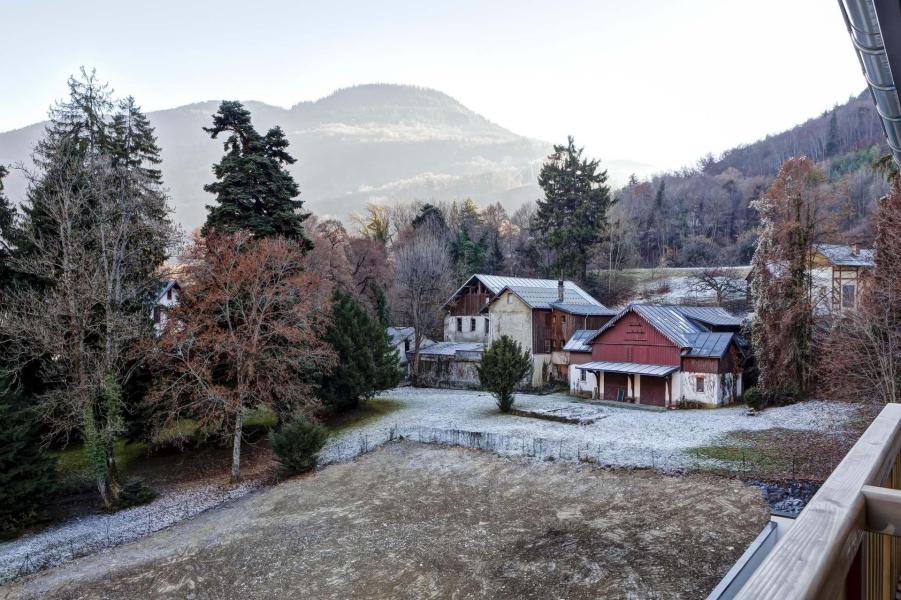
[851,243,860,256]
[557,279,564,302]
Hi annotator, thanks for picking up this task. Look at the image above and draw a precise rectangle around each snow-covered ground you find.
[0,387,859,584]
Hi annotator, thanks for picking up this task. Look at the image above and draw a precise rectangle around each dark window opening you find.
[404,339,410,352]
[456,317,462,332]
[166,288,173,300]
[470,317,476,331]
[841,283,856,309]
[153,306,161,324]
[580,369,586,382]
[484,319,489,334]
[695,376,705,393]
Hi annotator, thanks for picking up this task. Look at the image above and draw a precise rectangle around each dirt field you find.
[3,442,768,600]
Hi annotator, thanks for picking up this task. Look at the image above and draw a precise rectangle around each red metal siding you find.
[604,373,628,401]
[641,376,667,407]
[681,357,720,374]
[592,312,681,366]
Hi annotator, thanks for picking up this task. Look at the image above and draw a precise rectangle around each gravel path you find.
[0,387,859,585]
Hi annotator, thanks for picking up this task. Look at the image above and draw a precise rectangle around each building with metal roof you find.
[569,303,744,409]
[562,329,598,353]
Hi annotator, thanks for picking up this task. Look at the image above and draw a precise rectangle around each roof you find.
[414,342,484,357]
[154,280,179,303]
[576,361,679,377]
[673,306,743,327]
[683,332,735,358]
[813,243,875,268]
[550,302,618,316]
[386,326,415,345]
[588,303,740,355]
[498,285,606,310]
[563,329,597,352]
[446,274,603,309]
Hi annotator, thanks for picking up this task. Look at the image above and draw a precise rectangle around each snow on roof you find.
[563,329,597,352]
[813,243,875,267]
[386,326,415,345]
[576,361,679,377]
[415,342,484,357]
[683,332,735,358]
[446,274,604,309]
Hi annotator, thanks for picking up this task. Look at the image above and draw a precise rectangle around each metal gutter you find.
[839,0,901,165]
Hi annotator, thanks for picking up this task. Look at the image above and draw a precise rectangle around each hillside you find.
[0,84,657,231]
[611,91,890,268]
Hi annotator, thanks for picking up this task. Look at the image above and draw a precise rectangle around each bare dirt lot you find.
[4,442,768,600]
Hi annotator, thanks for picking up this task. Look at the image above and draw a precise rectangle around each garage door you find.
[604,373,628,401]
[641,376,667,407]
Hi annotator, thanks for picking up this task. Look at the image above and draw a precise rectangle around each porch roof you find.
[576,361,678,377]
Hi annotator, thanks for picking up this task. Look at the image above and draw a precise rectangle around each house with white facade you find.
[151,280,179,335]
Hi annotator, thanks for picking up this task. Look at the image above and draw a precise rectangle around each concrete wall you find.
[569,364,599,397]
[677,371,742,407]
[416,356,481,388]
[488,292,533,351]
[444,315,491,343]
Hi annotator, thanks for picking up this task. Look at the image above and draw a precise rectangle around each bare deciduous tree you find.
[1,152,177,507]
[148,232,336,482]
[392,226,452,385]
[687,268,747,306]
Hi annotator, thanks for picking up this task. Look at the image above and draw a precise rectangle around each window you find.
[695,376,705,393]
[404,339,410,352]
[484,319,489,335]
[580,369,587,382]
[506,293,512,304]
[470,317,476,331]
[544,340,551,352]
[153,306,161,324]
[841,283,856,309]
[456,317,462,332]
[166,288,173,300]
[561,315,567,326]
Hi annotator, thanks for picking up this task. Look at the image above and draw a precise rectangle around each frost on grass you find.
[0,388,859,584]
[0,482,258,584]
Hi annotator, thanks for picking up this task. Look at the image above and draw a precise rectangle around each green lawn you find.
[323,398,404,435]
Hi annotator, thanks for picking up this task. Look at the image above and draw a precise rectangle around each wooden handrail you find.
[735,403,901,599]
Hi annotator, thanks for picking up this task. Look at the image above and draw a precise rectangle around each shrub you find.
[743,386,764,410]
[477,336,532,413]
[0,385,57,539]
[115,478,157,509]
[269,416,328,476]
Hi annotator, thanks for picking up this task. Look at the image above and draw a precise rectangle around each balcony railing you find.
[734,403,901,599]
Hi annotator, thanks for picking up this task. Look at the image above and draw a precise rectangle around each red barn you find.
[568,304,744,408]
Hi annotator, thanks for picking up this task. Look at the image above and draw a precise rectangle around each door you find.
[641,376,667,407]
[604,373,629,401]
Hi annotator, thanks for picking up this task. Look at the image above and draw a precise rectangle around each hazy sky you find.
[3,0,865,170]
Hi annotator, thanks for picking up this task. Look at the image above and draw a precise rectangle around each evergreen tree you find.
[477,336,532,413]
[202,101,311,247]
[826,110,840,158]
[319,290,402,412]
[0,166,16,285]
[0,381,57,539]
[411,203,446,231]
[531,136,612,281]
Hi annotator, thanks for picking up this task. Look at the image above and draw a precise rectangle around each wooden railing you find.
[735,403,901,599]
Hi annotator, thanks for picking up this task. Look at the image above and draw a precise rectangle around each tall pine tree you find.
[319,290,402,413]
[531,136,612,281]
[202,101,311,247]
[0,166,15,284]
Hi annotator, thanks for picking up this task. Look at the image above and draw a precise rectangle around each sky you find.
[1,0,866,171]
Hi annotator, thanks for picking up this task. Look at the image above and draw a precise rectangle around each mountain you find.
[0,84,657,231]
[612,91,890,268]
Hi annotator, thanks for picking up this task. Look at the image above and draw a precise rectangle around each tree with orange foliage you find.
[750,157,836,400]
[149,232,336,482]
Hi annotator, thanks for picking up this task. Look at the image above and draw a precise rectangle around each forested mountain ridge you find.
[610,91,890,268]
[0,84,656,231]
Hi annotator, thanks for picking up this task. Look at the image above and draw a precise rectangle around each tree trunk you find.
[231,405,244,484]
[98,441,122,509]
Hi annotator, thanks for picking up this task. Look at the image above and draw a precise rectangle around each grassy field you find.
[323,397,404,435]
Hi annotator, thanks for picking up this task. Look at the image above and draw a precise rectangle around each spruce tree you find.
[202,101,311,247]
[477,336,532,413]
[0,166,16,284]
[531,136,612,281]
[0,381,57,539]
[319,290,402,412]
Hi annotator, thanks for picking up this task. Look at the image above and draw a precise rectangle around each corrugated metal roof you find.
[446,274,604,309]
[576,361,679,377]
[684,332,735,358]
[415,342,484,357]
[503,285,604,310]
[588,303,741,352]
[550,302,618,316]
[675,306,743,327]
[813,243,875,267]
[155,279,179,303]
[563,329,597,352]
